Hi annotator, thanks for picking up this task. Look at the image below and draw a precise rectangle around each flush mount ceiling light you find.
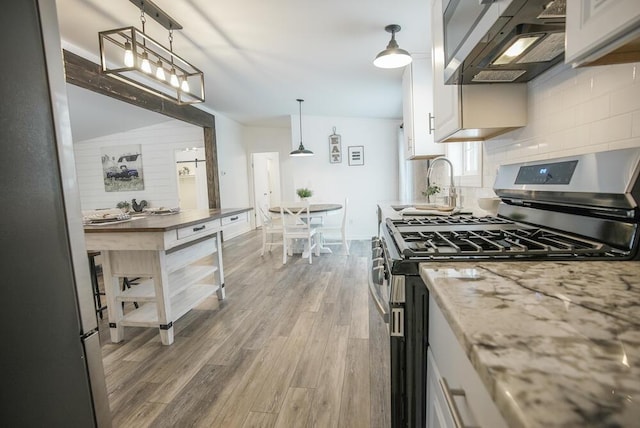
[373,24,413,69]
[290,99,314,157]
[98,0,204,104]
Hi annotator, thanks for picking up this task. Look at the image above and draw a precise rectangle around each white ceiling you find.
[56,0,430,139]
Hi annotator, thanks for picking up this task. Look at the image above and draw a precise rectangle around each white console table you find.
[84,208,251,345]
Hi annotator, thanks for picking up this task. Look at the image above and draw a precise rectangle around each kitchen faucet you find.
[426,156,457,207]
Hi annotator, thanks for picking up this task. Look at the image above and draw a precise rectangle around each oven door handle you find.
[368,264,389,324]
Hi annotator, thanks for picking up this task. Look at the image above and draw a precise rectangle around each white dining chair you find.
[259,205,283,256]
[316,197,349,255]
[280,201,319,264]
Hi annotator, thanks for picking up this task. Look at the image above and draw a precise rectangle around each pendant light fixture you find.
[290,99,314,157]
[373,24,413,69]
[98,0,204,104]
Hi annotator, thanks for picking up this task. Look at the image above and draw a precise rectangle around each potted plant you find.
[421,185,441,203]
[296,187,313,200]
[116,201,131,212]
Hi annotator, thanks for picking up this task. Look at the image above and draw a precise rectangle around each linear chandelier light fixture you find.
[99,0,204,104]
[373,24,413,69]
[290,99,314,157]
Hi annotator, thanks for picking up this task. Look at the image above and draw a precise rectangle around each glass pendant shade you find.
[155,60,166,80]
[180,77,190,92]
[140,51,152,73]
[123,41,134,67]
[169,68,180,87]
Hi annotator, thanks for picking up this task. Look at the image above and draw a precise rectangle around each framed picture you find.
[101,144,144,192]
[348,145,364,166]
[329,132,342,163]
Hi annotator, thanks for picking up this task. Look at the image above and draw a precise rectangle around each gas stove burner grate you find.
[400,227,621,259]
[392,215,513,226]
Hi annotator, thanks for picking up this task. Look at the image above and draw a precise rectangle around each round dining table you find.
[268,203,342,214]
[269,203,343,255]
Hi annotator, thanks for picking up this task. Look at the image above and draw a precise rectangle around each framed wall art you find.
[348,145,364,166]
[329,127,342,163]
[101,144,145,192]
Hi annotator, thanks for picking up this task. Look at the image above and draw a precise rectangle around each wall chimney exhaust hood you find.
[444,0,566,85]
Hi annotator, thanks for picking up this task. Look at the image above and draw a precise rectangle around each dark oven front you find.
[370,227,429,428]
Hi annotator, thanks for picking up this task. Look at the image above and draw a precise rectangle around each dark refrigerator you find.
[0,1,111,426]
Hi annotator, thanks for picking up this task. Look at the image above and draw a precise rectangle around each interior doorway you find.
[252,152,282,227]
[175,148,209,210]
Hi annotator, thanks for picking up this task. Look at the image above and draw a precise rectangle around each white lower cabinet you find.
[426,349,456,428]
[427,295,508,428]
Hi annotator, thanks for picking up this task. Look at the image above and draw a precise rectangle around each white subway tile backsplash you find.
[633,111,640,137]
[608,137,640,151]
[558,124,592,150]
[552,143,611,159]
[611,82,640,116]
[589,113,633,144]
[576,94,610,125]
[591,63,637,98]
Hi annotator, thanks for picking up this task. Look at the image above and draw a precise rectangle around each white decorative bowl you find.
[477,197,501,215]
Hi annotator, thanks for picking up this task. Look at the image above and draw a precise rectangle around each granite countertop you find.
[83,207,251,233]
[420,261,640,428]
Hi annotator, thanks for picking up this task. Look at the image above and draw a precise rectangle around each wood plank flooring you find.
[97,230,390,427]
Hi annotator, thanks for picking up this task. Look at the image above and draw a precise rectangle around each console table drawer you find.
[176,219,220,240]
[221,212,248,227]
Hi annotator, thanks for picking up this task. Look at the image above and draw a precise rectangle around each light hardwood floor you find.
[97,229,390,427]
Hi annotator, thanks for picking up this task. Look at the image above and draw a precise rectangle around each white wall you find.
[457,61,640,210]
[289,115,401,240]
[215,113,251,209]
[245,116,401,239]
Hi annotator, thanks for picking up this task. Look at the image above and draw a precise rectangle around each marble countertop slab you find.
[420,261,640,428]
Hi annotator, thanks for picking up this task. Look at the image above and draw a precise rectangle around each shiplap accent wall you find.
[74,119,203,210]
[458,61,640,211]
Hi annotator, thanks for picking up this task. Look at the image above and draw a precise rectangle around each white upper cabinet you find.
[430,0,527,143]
[565,0,640,67]
[402,56,444,159]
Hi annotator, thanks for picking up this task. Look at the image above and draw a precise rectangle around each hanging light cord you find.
[299,100,303,144]
[140,7,146,33]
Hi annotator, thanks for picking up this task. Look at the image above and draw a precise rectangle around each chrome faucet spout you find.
[426,156,457,206]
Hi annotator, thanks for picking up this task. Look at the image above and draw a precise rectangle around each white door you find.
[252,152,281,227]
[175,148,208,210]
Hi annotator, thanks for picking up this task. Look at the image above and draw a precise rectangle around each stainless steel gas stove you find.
[370,147,640,428]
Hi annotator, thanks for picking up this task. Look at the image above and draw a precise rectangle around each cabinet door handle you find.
[193,225,206,232]
[230,216,239,221]
[439,378,479,428]
[428,113,435,134]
